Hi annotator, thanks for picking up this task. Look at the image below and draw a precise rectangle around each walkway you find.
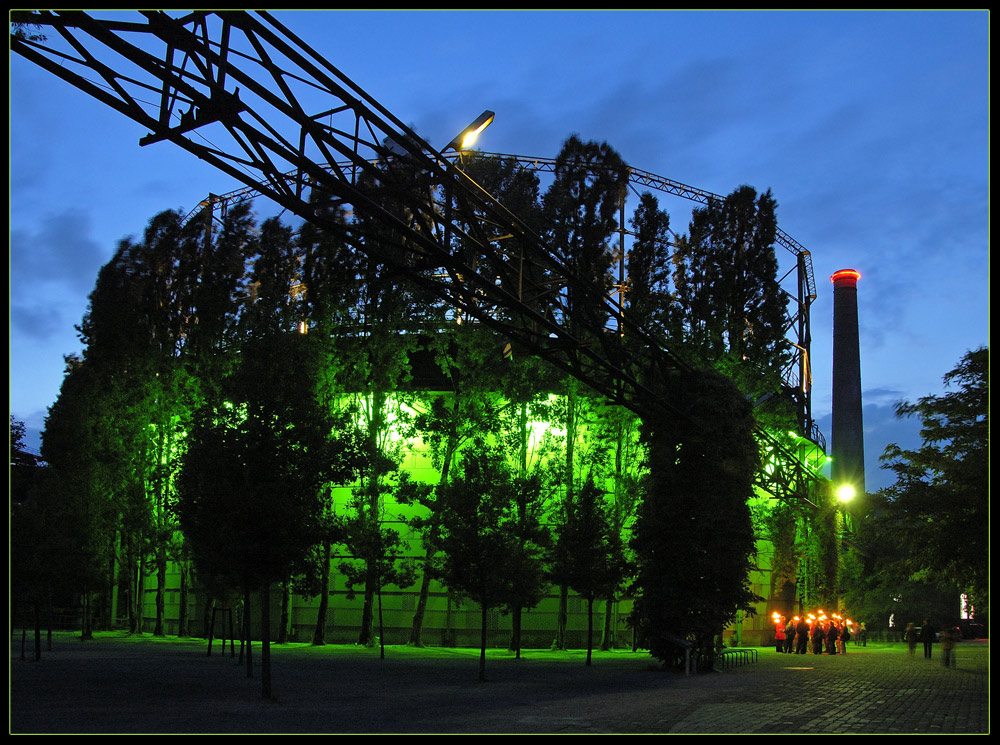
[9,633,989,734]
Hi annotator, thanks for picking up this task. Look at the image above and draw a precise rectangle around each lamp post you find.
[438,110,496,325]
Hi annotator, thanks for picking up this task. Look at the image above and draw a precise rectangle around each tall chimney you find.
[830,269,865,495]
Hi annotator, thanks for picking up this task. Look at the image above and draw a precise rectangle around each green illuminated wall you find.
[141,387,822,649]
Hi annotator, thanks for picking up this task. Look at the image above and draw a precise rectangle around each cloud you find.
[11,209,106,294]
[9,302,66,340]
[10,209,106,342]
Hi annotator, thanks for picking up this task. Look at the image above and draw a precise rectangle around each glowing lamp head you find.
[837,484,856,503]
[447,110,495,152]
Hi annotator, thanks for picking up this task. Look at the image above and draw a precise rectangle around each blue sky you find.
[9,10,989,491]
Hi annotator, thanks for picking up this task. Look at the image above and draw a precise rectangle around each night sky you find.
[10,11,989,492]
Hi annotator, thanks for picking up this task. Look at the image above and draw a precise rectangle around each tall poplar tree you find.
[541,136,628,648]
[341,160,436,646]
[671,185,789,399]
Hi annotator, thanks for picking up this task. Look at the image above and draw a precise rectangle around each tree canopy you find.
[873,347,988,609]
[175,332,364,590]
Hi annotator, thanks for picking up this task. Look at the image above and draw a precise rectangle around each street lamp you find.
[444,110,495,153]
[836,484,856,503]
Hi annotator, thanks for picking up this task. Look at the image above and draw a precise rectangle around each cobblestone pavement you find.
[9,634,989,734]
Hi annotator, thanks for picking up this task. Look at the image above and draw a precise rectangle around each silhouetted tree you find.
[672,185,789,401]
[176,332,364,698]
[542,136,628,648]
[550,479,624,665]
[630,369,761,670]
[404,325,506,646]
[435,441,546,680]
[874,348,988,608]
[625,191,674,344]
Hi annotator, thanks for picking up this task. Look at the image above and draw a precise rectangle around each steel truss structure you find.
[12,10,825,501]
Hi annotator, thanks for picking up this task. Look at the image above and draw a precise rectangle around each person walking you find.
[905,622,918,656]
[940,626,957,668]
[920,619,936,659]
[859,621,868,647]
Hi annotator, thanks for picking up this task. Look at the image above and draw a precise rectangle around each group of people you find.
[903,620,959,666]
[773,613,861,655]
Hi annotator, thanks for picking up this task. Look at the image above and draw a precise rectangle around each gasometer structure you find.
[12,11,851,647]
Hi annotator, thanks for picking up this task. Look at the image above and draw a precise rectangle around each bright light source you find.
[446,110,495,152]
[836,484,856,502]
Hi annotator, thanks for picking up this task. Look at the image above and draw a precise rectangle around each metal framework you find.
[12,10,824,500]
[183,152,821,451]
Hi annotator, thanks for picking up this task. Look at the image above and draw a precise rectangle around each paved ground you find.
[9,632,990,734]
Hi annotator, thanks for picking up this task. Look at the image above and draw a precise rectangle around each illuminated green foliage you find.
[176,333,364,589]
[38,134,813,664]
[550,479,625,665]
[434,440,548,680]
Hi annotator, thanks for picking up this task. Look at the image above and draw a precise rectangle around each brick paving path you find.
[9,634,989,734]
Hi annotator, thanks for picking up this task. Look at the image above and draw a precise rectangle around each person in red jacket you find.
[775,616,787,653]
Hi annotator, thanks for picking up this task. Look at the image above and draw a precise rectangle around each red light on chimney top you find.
[830,269,861,283]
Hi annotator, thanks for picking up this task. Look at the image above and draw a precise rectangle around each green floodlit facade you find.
[138,375,832,650]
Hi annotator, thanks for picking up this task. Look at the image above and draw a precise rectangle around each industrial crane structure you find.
[11,10,826,503]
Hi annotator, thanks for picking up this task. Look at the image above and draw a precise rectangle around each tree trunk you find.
[408,560,432,646]
[479,604,488,682]
[277,580,290,644]
[260,582,272,699]
[557,585,569,650]
[128,554,143,635]
[600,595,615,651]
[244,587,253,678]
[33,601,42,661]
[313,541,331,645]
[586,596,594,666]
[558,383,577,651]
[206,602,216,656]
[358,388,386,648]
[109,532,120,630]
[444,593,454,647]
[410,428,457,647]
[202,595,213,640]
[176,562,188,637]
[80,592,93,640]
[46,593,54,651]
[510,604,523,659]
[154,550,166,636]
[378,588,386,659]
[358,582,375,646]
